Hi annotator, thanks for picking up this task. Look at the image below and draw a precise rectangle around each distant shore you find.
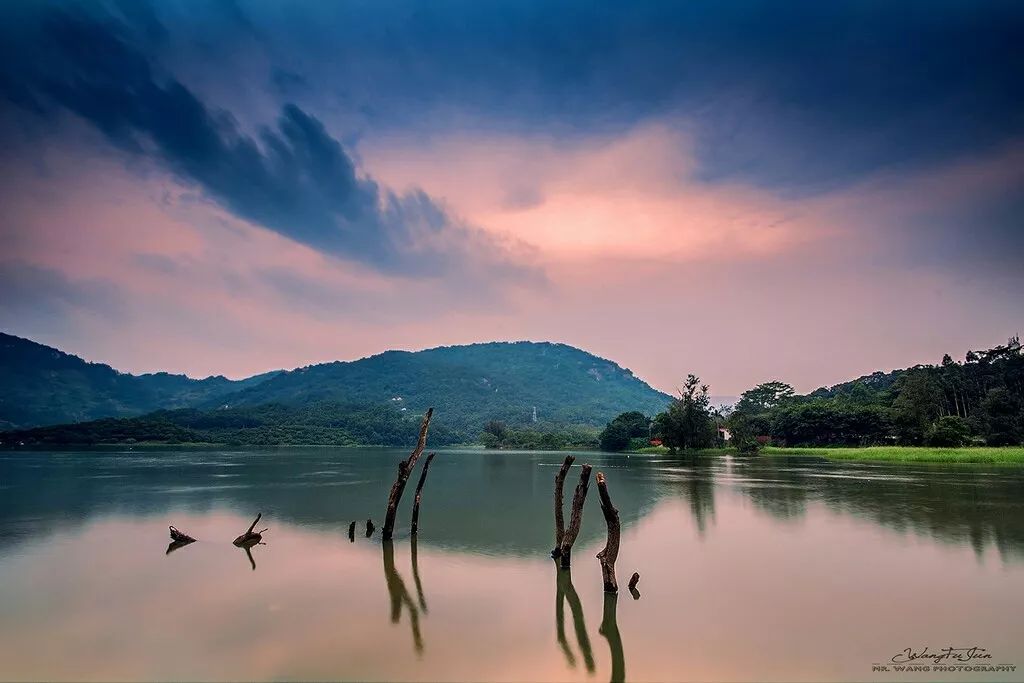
[628,444,1024,464]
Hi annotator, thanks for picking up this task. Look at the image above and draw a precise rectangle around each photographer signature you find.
[891,646,992,664]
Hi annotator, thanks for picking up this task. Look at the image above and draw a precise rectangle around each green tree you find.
[726,409,761,453]
[979,388,1023,446]
[599,421,631,451]
[925,416,971,447]
[892,372,942,445]
[735,381,795,414]
[655,375,717,452]
[598,411,651,451]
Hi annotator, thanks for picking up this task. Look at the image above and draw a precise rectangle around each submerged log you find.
[366,518,375,537]
[348,521,356,542]
[595,471,621,593]
[233,513,267,547]
[382,408,434,541]
[550,455,576,558]
[410,452,436,535]
[558,464,592,568]
[628,572,641,600]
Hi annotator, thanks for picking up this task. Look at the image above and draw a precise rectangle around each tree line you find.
[599,337,1024,452]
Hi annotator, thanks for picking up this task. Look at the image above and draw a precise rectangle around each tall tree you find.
[656,375,717,452]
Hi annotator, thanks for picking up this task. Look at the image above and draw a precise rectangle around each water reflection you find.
[2,449,1023,562]
[410,536,428,613]
[599,593,625,683]
[165,539,194,555]
[724,456,1024,560]
[237,540,264,571]
[554,564,594,674]
[382,540,423,655]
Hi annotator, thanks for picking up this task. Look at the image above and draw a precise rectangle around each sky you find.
[0,0,1021,395]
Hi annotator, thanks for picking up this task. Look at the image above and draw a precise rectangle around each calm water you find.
[1,448,1023,682]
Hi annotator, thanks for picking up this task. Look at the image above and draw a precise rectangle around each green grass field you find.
[762,445,1024,464]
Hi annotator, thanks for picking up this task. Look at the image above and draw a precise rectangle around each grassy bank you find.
[763,445,1024,464]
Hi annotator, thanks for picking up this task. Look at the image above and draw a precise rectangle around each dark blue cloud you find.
[206,0,1022,193]
[0,3,535,279]
[1,0,1022,205]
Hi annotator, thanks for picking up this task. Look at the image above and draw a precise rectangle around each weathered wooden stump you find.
[595,471,621,593]
[558,463,592,568]
[166,526,196,555]
[551,455,576,558]
[169,525,196,544]
[366,518,375,537]
[232,513,267,547]
[348,521,356,542]
[628,571,641,600]
[410,452,436,535]
[382,408,434,541]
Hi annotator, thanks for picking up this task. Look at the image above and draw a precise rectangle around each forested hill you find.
[0,333,280,430]
[0,336,671,445]
[211,342,667,421]
[204,341,672,438]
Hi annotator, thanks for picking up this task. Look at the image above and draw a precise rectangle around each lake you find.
[1,448,1023,682]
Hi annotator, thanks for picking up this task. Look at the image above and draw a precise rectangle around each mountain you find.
[0,336,672,445]
[208,341,671,431]
[0,333,280,430]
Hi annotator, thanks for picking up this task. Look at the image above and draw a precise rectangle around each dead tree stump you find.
[366,518,375,537]
[595,471,621,593]
[628,572,641,600]
[348,521,356,542]
[410,452,436,535]
[166,526,196,555]
[382,408,434,541]
[558,463,592,568]
[551,455,576,558]
[233,513,267,547]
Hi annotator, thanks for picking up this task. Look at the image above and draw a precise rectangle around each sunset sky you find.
[1,1,1021,395]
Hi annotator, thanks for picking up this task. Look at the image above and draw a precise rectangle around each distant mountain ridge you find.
[0,333,280,430]
[0,334,672,443]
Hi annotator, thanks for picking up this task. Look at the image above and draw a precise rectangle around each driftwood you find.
[348,521,356,542]
[166,525,196,555]
[558,463,592,568]
[233,513,267,547]
[382,408,434,541]
[628,572,641,600]
[410,452,436,535]
[169,525,196,543]
[595,471,621,593]
[366,519,375,537]
[599,592,625,683]
[550,455,576,557]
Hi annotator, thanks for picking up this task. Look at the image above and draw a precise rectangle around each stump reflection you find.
[382,540,424,655]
